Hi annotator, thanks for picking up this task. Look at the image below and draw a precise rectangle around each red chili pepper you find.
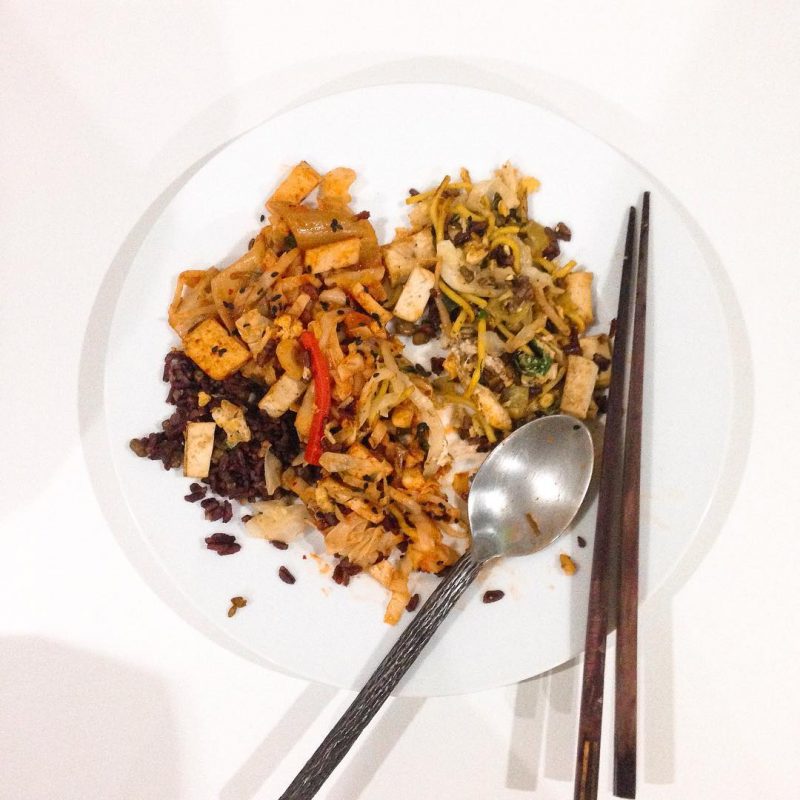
[298,330,331,465]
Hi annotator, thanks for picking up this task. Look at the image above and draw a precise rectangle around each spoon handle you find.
[279,551,483,800]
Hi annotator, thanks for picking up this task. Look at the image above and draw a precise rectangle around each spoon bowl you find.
[468,415,595,562]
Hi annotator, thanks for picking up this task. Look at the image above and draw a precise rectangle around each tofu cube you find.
[383,237,416,286]
[564,272,594,326]
[412,227,436,260]
[318,167,356,207]
[349,282,392,324]
[560,355,599,419]
[183,318,251,380]
[305,237,361,274]
[393,266,436,322]
[183,421,216,478]
[258,374,308,418]
[579,334,612,388]
[268,161,321,204]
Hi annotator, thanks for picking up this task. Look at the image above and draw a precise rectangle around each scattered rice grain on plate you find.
[205,532,240,555]
[227,596,247,617]
[278,566,296,584]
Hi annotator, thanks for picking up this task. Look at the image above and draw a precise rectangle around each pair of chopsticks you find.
[574,194,650,800]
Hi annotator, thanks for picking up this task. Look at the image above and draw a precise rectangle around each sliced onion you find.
[245,501,310,543]
[263,449,282,496]
[502,321,539,353]
[410,386,448,477]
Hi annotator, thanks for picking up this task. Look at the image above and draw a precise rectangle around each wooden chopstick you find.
[573,206,639,800]
[613,192,649,798]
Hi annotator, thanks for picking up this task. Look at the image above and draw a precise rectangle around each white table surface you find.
[2,2,799,798]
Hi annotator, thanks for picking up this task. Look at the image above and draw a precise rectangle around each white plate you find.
[104,84,732,696]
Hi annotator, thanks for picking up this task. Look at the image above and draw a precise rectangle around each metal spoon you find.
[280,414,594,799]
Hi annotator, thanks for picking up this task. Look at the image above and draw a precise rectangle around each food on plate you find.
[205,532,241,556]
[560,553,578,575]
[130,161,608,623]
[227,596,247,617]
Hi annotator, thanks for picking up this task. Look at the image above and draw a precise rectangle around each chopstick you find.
[573,203,641,800]
[613,192,649,797]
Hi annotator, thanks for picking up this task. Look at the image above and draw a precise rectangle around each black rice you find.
[270,540,289,551]
[554,222,572,241]
[406,593,420,612]
[430,356,445,375]
[482,590,505,604]
[205,532,240,556]
[130,351,300,504]
[592,353,611,371]
[332,557,362,587]
[564,328,582,356]
[278,566,296,584]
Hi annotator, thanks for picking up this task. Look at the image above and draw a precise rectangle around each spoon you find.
[280,414,594,799]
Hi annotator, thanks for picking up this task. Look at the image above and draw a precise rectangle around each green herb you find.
[514,347,552,376]
[284,233,297,249]
[475,308,488,321]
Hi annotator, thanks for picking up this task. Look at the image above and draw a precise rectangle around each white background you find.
[2,2,799,799]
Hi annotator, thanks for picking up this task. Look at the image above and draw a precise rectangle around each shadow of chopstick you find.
[220,682,338,800]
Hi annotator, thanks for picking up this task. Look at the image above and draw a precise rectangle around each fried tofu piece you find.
[393,266,435,322]
[412,227,436,261]
[318,167,356,208]
[183,421,216,478]
[183,318,251,380]
[383,237,416,286]
[305,238,361,274]
[560,355,599,419]
[348,282,392,324]
[258,374,307,418]
[323,266,384,288]
[268,161,321,204]
[564,272,594,327]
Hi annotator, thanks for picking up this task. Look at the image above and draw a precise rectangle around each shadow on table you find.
[0,637,179,800]
[220,682,337,800]
[220,681,424,800]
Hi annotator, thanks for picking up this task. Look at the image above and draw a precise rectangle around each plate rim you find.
[98,80,744,696]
